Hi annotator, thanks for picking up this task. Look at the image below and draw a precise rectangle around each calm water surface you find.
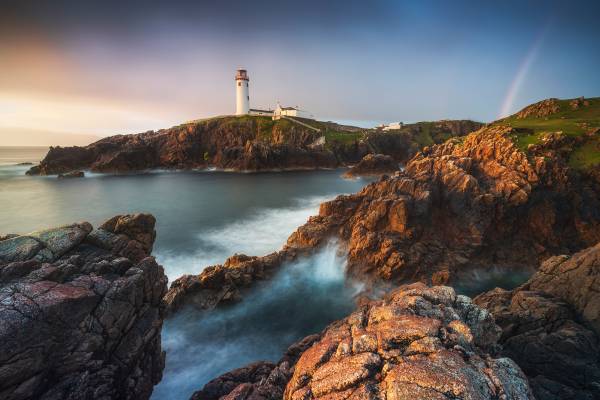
[0,146,370,399]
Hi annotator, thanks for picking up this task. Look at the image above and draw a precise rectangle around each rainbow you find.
[498,24,550,119]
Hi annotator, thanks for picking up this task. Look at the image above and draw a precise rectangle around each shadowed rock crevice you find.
[475,243,600,400]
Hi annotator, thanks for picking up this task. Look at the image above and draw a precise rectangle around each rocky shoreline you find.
[25,117,481,176]
[3,98,600,399]
[165,124,600,314]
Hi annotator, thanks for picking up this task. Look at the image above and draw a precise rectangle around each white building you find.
[272,103,313,119]
[235,69,250,115]
[234,69,313,120]
[378,122,404,131]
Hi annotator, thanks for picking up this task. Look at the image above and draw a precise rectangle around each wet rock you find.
[0,214,167,400]
[164,251,288,314]
[474,243,600,399]
[57,170,84,178]
[191,335,321,400]
[196,283,533,400]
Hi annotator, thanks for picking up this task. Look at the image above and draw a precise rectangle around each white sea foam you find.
[152,242,362,400]
[155,194,333,282]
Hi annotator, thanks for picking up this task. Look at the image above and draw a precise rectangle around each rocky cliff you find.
[166,124,600,313]
[474,242,600,399]
[190,283,534,400]
[284,125,600,286]
[0,214,167,400]
[26,116,481,175]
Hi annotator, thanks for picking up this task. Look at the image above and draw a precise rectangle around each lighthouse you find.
[235,69,250,115]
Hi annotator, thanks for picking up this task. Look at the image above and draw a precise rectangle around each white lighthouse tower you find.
[235,69,250,115]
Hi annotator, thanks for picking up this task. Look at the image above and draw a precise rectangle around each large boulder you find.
[474,242,600,399]
[0,214,167,400]
[164,251,288,314]
[190,283,534,400]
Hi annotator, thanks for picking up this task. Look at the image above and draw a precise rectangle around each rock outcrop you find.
[191,334,321,400]
[0,214,167,400]
[26,117,481,175]
[284,125,600,286]
[57,170,84,178]
[343,154,399,178]
[191,283,534,400]
[515,98,561,119]
[164,252,289,314]
[166,125,600,313]
[474,243,600,399]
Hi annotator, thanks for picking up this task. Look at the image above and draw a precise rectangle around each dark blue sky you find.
[1,0,599,141]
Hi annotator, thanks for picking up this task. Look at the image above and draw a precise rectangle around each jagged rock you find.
[192,283,533,400]
[343,154,399,178]
[569,96,590,110]
[191,335,321,400]
[0,222,92,263]
[284,125,600,286]
[166,125,600,313]
[164,251,289,314]
[516,98,561,119]
[474,243,600,399]
[0,214,167,400]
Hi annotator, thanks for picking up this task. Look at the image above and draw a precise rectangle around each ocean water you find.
[0,146,371,399]
[0,147,531,399]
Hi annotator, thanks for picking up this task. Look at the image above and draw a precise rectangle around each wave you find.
[152,242,362,400]
[155,195,331,282]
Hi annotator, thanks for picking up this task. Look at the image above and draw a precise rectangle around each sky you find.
[1,0,600,145]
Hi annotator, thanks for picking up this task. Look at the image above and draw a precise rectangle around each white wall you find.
[236,80,250,115]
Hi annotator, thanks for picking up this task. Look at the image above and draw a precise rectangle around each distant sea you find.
[0,146,48,165]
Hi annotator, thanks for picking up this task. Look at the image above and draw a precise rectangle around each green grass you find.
[568,137,600,170]
[495,97,600,150]
[494,97,600,170]
[323,130,363,144]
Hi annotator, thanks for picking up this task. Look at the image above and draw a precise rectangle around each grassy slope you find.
[182,115,364,145]
[494,97,600,170]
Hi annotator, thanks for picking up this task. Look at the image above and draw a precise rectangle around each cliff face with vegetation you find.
[26,116,481,175]
[494,96,600,171]
[164,127,600,318]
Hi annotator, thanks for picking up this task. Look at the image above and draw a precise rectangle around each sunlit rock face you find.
[0,214,167,400]
[191,283,534,400]
[286,125,600,286]
[475,242,600,400]
[25,117,482,176]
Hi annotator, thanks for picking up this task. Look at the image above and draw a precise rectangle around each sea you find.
[0,146,370,399]
[0,146,531,399]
